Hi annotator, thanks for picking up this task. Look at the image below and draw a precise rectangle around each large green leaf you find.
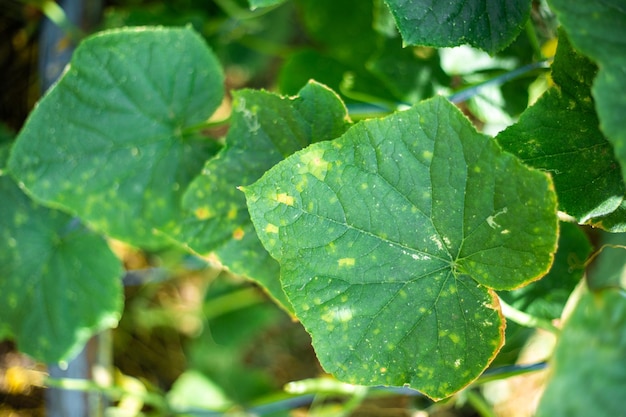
[497,31,624,224]
[383,0,531,54]
[245,96,558,399]
[536,288,626,417]
[0,173,123,363]
[168,81,351,310]
[8,27,224,249]
[548,0,626,185]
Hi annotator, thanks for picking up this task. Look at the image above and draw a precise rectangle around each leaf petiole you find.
[498,297,560,334]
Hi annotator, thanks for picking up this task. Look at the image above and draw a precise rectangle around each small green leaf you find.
[0,174,123,363]
[8,27,224,249]
[383,0,532,54]
[169,81,351,310]
[537,288,626,417]
[497,31,624,224]
[591,201,626,233]
[548,0,626,185]
[245,96,558,399]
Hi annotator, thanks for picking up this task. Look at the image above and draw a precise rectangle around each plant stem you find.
[203,286,267,320]
[498,297,560,334]
[37,0,84,42]
[44,376,169,413]
[525,19,544,60]
[213,0,281,20]
[448,60,550,104]
[476,362,547,385]
[465,389,498,417]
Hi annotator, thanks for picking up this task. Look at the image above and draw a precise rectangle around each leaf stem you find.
[203,286,267,320]
[34,0,85,42]
[448,60,550,104]
[498,297,560,334]
[476,362,547,385]
[44,376,169,413]
[465,389,498,417]
[525,19,544,60]
[213,0,282,20]
[181,117,231,135]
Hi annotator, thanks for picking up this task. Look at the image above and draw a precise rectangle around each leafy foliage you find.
[1,0,625,415]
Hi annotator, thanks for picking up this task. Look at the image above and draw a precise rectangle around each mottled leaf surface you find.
[537,288,626,417]
[8,27,224,249]
[245,96,558,399]
[548,0,626,184]
[170,81,350,310]
[497,32,624,223]
[0,173,123,363]
[383,0,531,54]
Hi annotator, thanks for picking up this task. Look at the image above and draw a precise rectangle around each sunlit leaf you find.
[245,95,558,399]
[497,31,624,224]
[548,0,626,185]
[8,27,224,249]
[383,0,531,54]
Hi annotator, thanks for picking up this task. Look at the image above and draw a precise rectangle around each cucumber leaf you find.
[0,173,123,363]
[383,0,531,54]
[497,31,624,224]
[537,288,626,417]
[548,0,626,185]
[245,95,558,399]
[8,27,224,249]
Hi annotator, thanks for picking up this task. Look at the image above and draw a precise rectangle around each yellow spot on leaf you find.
[232,227,245,240]
[338,258,355,267]
[276,193,294,206]
[194,206,211,220]
[265,224,279,234]
[298,148,329,180]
